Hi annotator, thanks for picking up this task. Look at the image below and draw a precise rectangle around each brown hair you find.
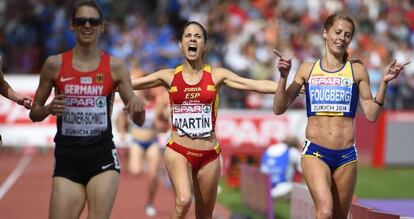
[324,12,355,61]
[179,21,208,43]
[71,0,104,20]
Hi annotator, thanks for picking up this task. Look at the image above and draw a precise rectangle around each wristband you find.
[373,97,384,106]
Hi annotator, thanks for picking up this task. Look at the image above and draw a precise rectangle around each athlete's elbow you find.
[273,106,286,115]
[131,110,146,126]
[366,115,378,123]
[29,112,42,122]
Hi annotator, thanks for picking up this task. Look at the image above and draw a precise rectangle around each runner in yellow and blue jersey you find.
[273,12,410,219]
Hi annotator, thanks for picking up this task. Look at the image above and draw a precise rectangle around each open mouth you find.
[188,45,197,54]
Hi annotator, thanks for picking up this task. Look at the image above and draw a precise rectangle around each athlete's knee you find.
[128,166,142,176]
[316,206,333,219]
[175,195,192,213]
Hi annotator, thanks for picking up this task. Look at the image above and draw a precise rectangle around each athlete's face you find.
[71,6,103,45]
[323,19,353,57]
[179,24,207,61]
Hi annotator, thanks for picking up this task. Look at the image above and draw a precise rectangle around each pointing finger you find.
[402,61,411,67]
[273,49,282,58]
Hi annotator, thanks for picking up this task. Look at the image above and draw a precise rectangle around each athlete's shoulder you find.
[108,55,125,69]
[300,61,315,70]
[297,61,315,77]
[42,54,62,73]
[350,59,365,68]
[350,59,367,72]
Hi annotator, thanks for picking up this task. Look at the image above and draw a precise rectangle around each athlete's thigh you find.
[146,143,161,177]
[332,162,357,219]
[193,156,221,215]
[128,143,144,174]
[86,171,120,219]
[164,147,192,200]
[49,177,86,219]
[301,157,333,209]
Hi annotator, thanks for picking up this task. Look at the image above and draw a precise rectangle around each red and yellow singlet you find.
[169,64,219,138]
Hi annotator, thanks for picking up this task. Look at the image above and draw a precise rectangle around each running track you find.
[0,148,230,219]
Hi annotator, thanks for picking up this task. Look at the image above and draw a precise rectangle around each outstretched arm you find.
[0,57,32,109]
[112,57,145,126]
[358,60,410,121]
[131,69,173,90]
[216,67,277,94]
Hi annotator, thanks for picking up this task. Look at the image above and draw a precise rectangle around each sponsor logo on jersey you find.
[310,77,342,86]
[60,76,75,82]
[184,87,201,92]
[173,104,203,113]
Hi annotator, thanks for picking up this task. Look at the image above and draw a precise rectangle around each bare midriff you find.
[131,127,157,142]
[306,116,355,149]
[170,131,218,150]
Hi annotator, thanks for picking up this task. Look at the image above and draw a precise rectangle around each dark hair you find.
[324,12,355,61]
[71,0,104,20]
[179,21,208,43]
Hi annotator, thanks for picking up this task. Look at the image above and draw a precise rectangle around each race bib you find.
[309,80,353,113]
[62,96,108,136]
[172,103,213,138]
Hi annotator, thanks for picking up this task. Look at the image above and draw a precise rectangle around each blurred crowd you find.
[1,0,413,109]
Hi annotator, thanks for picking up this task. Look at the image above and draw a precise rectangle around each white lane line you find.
[0,154,32,200]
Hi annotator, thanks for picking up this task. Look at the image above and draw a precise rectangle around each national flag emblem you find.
[96,73,104,83]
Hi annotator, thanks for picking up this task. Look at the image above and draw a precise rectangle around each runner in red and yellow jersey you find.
[132,21,278,219]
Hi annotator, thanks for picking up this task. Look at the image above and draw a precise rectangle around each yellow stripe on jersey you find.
[203,64,211,73]
[214,93,219,116]
[312,60,353,78]
[169,86,178,93]
[174,65,184,74]
[316,112,344,116]
[207,85,216,91]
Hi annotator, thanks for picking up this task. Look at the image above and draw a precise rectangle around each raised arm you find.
[273,64,308,114]
[214,67,277,93]
[357,60,410,122]
[0,56,32,109]
[30,55,64,122]
[131,69,173,90]
[273,49,308,115]
[111,57,145,126]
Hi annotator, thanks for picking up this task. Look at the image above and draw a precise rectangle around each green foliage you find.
[355,166,414,198]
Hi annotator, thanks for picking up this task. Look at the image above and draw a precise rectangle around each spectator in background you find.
[29,1,145,218]
[260,136,302,199]
[0,56,32,147]
[117,86,169,217]
[3,0,414,109]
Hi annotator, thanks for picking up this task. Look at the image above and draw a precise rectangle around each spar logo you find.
[342,78,352,87]
[173,104,209,113]
[311,77,341,86]
[96,97,106,107]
